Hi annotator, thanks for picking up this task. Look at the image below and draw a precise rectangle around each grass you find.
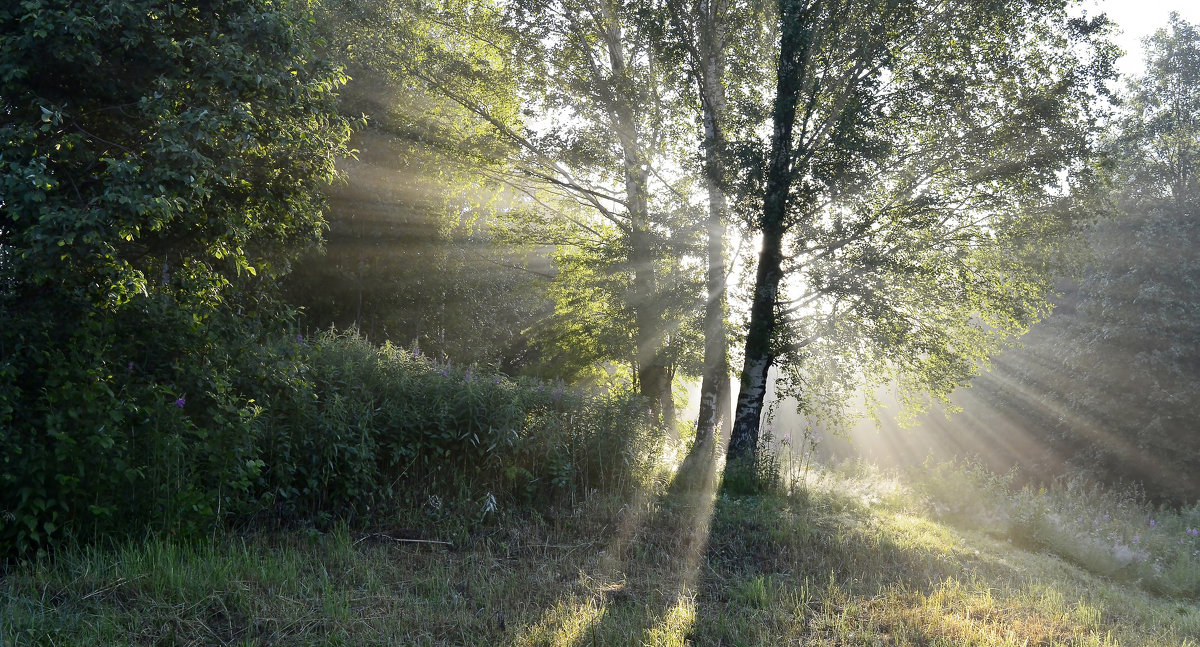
[3,455,1198,646]
[907,457,1200,598]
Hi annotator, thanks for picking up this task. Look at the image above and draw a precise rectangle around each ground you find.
[3,456,1198,646]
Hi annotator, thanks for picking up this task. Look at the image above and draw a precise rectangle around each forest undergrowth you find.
[3,436,1198,646]
[3,331,1197,645]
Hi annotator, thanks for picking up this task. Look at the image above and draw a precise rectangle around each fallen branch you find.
[354,533,451,547]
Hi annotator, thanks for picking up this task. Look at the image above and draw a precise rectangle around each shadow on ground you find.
[505,439,1187,646]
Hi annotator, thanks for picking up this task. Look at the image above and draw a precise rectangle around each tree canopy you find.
[980,14,1200,503]
[724,0,1117,462]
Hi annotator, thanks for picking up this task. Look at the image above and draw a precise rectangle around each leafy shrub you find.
[0,296,278,557]
[254,331,660,521]
[1,0,349,558]
[1,327,660,558]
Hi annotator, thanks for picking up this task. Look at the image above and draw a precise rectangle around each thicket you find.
[0,0,659,560]
[1,329,658,558]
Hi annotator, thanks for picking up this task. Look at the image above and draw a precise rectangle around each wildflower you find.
[174,397,186,408]
[296,333,304,344]
[1133,534,1140,543]
[127,361,134,371]
[413,348,421,357]
[1149,519,1156,527]
[494,377,501,385]
[1188,528,1198,537]
[781,433,791,445]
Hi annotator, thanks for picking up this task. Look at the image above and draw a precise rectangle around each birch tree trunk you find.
[600,8,676,428]
[693,0,732,446]
[727,0,808,461]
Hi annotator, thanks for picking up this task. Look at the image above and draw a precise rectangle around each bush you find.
[254,331,661,522]
[1,327,660,558]
[1,297,278,557]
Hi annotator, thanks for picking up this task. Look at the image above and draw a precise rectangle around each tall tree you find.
[505,0,698,425]
[725,0,1115,463]
[327,0,700,424]
[663,0,773,443]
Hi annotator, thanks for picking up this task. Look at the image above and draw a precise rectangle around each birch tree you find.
[726,0,1116,463]
[662,0,775,444]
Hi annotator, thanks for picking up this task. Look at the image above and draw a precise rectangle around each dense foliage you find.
[980,16,1200,504]
[3,0,1195,563]
[2,323,658,558]
[264,332,659,517]
[0,0,353,555]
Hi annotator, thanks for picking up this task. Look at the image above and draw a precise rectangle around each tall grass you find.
[909,458,1200,597]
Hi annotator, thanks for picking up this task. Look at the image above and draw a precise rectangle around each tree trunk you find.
[693,0,732,446]
[728,0,809,462]
[728,219,786,461]
[602,10,675,428]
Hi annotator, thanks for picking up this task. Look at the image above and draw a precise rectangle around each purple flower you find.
[296,334,304,344]
[1188,528,1198,537]
[781,433,791,445]
[174,397,186,408]
[413,348,421,357]
[494,377,501,385]
[127,361,134,371]
[1133,534,1140,543]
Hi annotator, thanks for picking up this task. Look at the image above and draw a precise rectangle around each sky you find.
[1096,0,1200,76]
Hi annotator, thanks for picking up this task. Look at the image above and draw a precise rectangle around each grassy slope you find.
[3,464,1198,646]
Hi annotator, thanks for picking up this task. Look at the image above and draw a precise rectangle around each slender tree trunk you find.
[694,16,731,445]
[602,10,675,428]
[631,214,673,426]
[728,0,809,462]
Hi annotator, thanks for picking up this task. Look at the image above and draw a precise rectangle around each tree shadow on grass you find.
[509,440,1162,646]
[538,435,723,647]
